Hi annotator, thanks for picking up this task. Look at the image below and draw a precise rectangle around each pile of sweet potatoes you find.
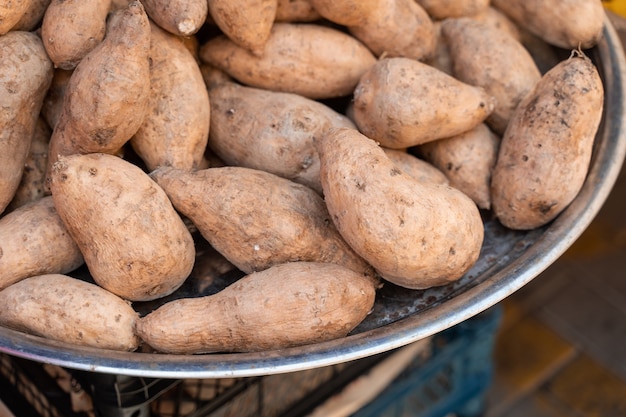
[0,0,607,354]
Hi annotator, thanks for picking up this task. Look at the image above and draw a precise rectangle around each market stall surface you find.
[485,153,626,417]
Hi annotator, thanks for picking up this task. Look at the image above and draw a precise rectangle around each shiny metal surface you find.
[2,18,626,378]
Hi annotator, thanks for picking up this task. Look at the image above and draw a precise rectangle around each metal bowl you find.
[2,17,626,379]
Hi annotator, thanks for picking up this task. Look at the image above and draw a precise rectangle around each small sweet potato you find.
[141,0,208,36]
[135,262,377,353]
[418,123,500,210]
[41,0,111,70]
[315,127,484,289]
[207,81,355,194]
[49,153,196,301]
[199,22,377,99]
[150,166,375,278]
[491,53,604,230]
[0,31,53,214]
[416,0,489,20]
[130,21,210,172]
[208,0,277,56]
[0,274,139,351]
[0,197,84,290]
[352,57,496,148]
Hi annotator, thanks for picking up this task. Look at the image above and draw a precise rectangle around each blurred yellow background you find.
[604,0,626,17]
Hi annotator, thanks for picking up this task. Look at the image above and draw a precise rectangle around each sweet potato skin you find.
[141,0,208,36]
[130,22,210,172]
[352,57,496,148]
[49,153,196,301]
[491,55,604,230]
[0,274,139,351]
[0,31,53,214]
[315,127,484,289]
[41,0,111,70]
[0,197,84,290]
[150,166,374,278]
[199,22,377,99]
[135,262,377,353]
[207,82,355,194]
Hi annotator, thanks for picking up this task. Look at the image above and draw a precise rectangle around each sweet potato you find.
[41,68,72,130]
[49,153,196,301]
[135,262,377,353]
[315,127,484,289]
[41,0,111,70]
[130,22,210,172]
[7,117,51,210]
[199,22,377,99]
[11,0,50,31]
[0,0,30,34]
[418,123,500,210]
[45,1,151,189]
[0,197,84,290]
[491,0,604,50]
[382,148,449,186]
[208,0,277,56]
[491,53,604,230]
[308,0,379,26]
[348,0,436,61]
[352,57,496,148]
[416,0,489,20]
[0,31,53,214]
[0,274,139,351]
[150,166,375,278]
[207,81,355,194]
[441,17,541,134]
[141,0,207,36]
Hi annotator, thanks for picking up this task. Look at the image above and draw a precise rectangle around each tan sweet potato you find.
[208,0,277,56]
[308,0,380,26]
[199,22,377,99]
[418,123,500,210]
[0,197,84,290]
[0,274,139,351]
[352,57,496,148]
[11,0,50,31]
[49,153,196,301]
[491,0,604,50]
[470,6,521,41]
[275,0,320,22]
[141,0,207,36]
[0,31,53,215]
[0,0,31,34]
[130,22,210,172]
[315,127,484,289]
[348,0,436,61]
[45,1,151,189]
[382,148,449,186]
[207,81,355,194]
[416,0,489,19]
[441,17,541,135]
[150,166,375,278]
[7,117,51,210]
[491,53,604,230]
[135,262,377,353]
[41,0,111,70]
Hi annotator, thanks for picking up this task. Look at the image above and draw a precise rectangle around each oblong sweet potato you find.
[49,153,196,301]
[130,21,210,172]
[141,0,207,36]
[150,166,375,278]
[208,81,355,194]
[315,127,484,289]
[0,31,53,214]
[136,262,377,353]
[0,197,84,290]
[199,22,377,99]
[352,57,496,148]
[491,54,604,230]
[0,274,139,351]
